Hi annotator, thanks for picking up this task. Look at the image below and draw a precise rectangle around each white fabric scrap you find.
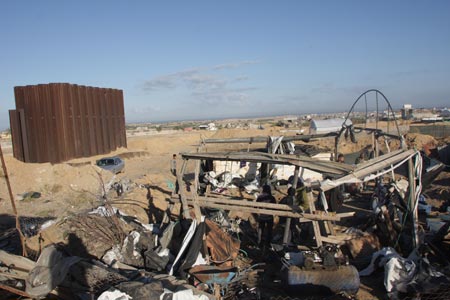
[170,219,197,275]
[359,247,400,276]
[102,246,124,269]
[122,231,141,259]
[98,288,132,300]
[160,288,209,300]
[192,252,207,267]
[40,220,57,230]
[384,256,416,293]
[360,247,419,293]
[88,206,119,217]
[140,223,160,234]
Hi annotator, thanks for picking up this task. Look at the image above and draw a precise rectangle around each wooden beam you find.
[203,133,338,144]
[177,159,191,219]
[283,166,299,244]
[180,151,352,175]
[321,149,416,192]
[190,200,351,222]
[307,191,322,247]
[170,194,354,221]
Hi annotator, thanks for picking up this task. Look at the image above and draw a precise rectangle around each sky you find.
[1,0,450,130]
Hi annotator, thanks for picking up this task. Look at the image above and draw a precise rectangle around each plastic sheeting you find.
[98,288,132,300]
[360,247,449,295]
[26,244,82,298]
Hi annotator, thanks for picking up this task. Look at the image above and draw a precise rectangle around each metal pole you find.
[0,140,27,256]
[408,157,419,248]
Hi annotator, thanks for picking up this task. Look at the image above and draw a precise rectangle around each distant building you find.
[208,123,218,131]
[401,104,413,120]
[439,108,450,119]
[381,110,402,121]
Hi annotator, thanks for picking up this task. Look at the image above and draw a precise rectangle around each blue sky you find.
[1,1,450,130]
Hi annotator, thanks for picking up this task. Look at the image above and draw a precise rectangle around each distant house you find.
[208,123,218,131]
[440,108,450,118]
[309,118,351,134]
[401,104,413,120]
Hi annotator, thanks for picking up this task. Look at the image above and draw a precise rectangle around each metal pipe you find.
[0,139,27,257]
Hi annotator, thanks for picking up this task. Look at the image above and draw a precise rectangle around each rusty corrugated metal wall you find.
[9,83,127,163]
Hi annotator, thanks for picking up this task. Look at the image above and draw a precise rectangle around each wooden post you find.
[192,160,202,222]
[408,156,419,248]
[177,159,191,219]
[0,141,27,256]
[307,190,322,247]
[283,166,299,245]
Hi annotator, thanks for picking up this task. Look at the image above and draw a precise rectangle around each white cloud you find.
[129,105,161,114]
[142,61,259,106]
[212,60,260,70]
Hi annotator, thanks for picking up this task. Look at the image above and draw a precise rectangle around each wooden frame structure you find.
[172,149,421,247]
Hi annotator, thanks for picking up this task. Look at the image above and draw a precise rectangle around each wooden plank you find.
[177,160,191,219]
[307,191,323,247]
[321,149,416,192]
[203,133,338,144]
[283,165,299,244]
[190,200,349,222]
[181,151,352,175]
[192,160,202,222]
[320,236,346,245]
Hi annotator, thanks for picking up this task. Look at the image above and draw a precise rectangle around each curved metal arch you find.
[335,89,406,160]
[343,89,402,137]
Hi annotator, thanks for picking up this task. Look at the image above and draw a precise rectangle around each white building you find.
[309,118,352,134]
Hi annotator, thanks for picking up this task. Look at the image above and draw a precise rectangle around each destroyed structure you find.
[1,89,450,299]
[9,83,127,163]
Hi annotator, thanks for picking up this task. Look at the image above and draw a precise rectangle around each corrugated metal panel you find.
[10,83,126,163]
[118,89,127,148]
[9,110,24,161]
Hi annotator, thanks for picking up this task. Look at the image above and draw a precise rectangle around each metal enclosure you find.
[9,83,127,163]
